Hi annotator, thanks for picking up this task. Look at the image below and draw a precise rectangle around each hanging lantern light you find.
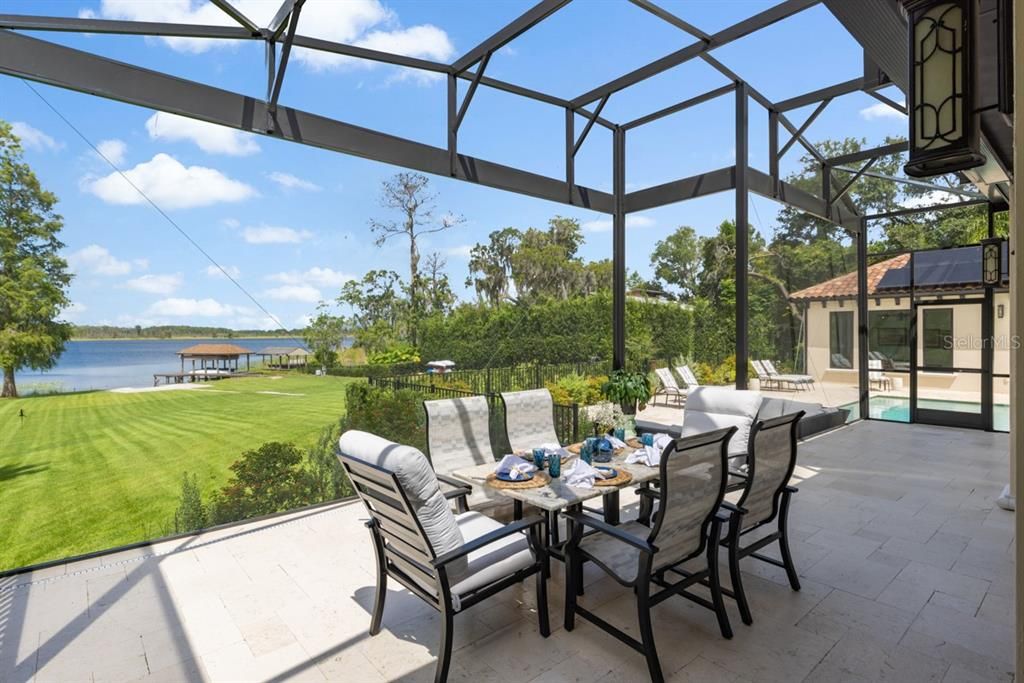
[980,238,1002,286]
[901,0,986,177]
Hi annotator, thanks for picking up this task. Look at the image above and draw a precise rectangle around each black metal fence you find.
[368,375,583,448]
[376,359,611,396]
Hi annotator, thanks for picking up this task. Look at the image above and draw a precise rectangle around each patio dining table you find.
[450,446,662,555]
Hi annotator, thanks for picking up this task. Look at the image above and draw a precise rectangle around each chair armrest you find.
[637,487,661,501]
[785,485,799,493]
[562,510,657,555]
[437,474,473,500]
[715,501,747,522]
[431,516,545,568]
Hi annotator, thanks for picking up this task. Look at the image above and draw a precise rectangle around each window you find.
[868,310,911,369]
[922,308,953,369]
[829,311,854,369]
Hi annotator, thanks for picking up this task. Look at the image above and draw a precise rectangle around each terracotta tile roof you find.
[177,343,255,356]
[789,254,911,301]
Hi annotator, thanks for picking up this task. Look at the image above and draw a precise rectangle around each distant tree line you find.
[72,325,308,340]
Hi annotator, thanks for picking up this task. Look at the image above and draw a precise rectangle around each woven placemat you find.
[594,468,633,487]
[485,471,551,490]
[567,441,635,457]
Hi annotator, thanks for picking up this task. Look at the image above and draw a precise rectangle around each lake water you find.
[14,338,313,393]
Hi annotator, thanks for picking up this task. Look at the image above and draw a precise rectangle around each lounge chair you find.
[424,396,505,513]
[751,359,782,391]
[719,411,805,625]
[652,367,686,406]
[563,426,738,682]
[868,359,892,391]
[762,359,814,390]
[675,364,701,390]
[500,388,561,453]
[338,430,550,683]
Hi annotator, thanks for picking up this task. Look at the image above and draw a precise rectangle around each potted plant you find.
[601,369,651,415]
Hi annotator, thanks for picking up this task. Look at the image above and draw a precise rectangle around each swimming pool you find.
[842,396,1010,432]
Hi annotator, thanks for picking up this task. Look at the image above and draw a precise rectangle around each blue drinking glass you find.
[532,447,546,471]
[641,433,654,447]
[548,452,561,478]
[580,442,593,465]
[613,428,625,442]
[594,437,613,463]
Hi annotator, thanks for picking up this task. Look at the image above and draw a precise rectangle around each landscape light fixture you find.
[901,0,986,177]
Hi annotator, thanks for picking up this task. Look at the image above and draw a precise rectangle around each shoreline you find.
[70,335,302,342]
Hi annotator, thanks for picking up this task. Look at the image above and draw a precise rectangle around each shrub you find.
[601,369,652,409]
[368,344,420,366]
[305,422,352,502]
[209,442,310,525]
[339,383,427,452]
[545,373,606,406]
[172,472,208,533]
[692,355,757,386]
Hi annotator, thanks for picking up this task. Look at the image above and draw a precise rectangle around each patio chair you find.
[563,426,738,683]
[762,359,815,390]
[424,396,504,513]
[719,411,805,626]
[868,359,892,391]
[338,430,550,683]
[637,387,762,525]
[676,364,701,391]
[653,367,686,406]
[500,388,561,453]
[751,360,781,391]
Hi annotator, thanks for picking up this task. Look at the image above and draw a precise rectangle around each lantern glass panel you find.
[913,3,964,152]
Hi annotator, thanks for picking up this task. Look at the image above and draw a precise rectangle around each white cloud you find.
[84,153,256,209]
[146,112,260,156]
[860,102,907,121]
[582,214,656,233]
[205,264,241,279]
[11,122,62,152]
[68,244,139,276]
[221,218,241,228]
[263,284,323,303]
[63,302,88,322]
[96,139,127,165]
[125,273,183,295]
[242,225,313,244]
[146,297,245,317]
[90,0,453,85]
[268,171,322,192]
[901,189,962,209]
[268,267,353,288]
[444,244,474,259]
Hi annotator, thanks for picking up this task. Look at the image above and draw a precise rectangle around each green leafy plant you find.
[545,373,607,406]
[367,344,421,366]
[209,442,311,525]
[172,472,208,533]
[601,369,651,414]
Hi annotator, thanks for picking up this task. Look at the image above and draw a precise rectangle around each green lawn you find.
[0,374,358,571]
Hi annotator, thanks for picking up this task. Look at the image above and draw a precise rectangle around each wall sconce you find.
[901,0,986,177]
[981,237,1003,285]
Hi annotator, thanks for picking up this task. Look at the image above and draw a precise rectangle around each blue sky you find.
[1,0,908,330]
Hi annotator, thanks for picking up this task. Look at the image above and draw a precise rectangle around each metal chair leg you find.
[536,566,550,637]
[779,492,801,591]
[435,606,454,683]
[707,520,733,640]
[636,578,664,683]
[726,517,752,626]
[367,523,388,636]
[563,550,577,631]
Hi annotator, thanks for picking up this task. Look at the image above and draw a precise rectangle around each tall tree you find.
[420,252,456,317]
[650,226,700,299]
[467,226,521,304]
[0,121,73,398]
[303,303,345,370]
[368,172,463,343]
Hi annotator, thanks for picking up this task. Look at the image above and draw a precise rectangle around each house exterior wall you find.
[802,293,1011,399]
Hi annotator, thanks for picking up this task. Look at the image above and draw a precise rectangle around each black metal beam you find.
[864,198,989,220]
[827,141,906,165]
[452,0,571,74]
[773,77,863,112]
[621,83,735,130]
[865,89,906,115]
[0,29,613,214]
[833,166,986,199]
[269,0,300,40]
[831,157,877,203]
[735,82,749,390]
[268,0,304,112]
[210,0,261,35]
[292,34,451,73]
[623,166,736,213]
[856,218,869,418]
[612,127,627,371]
[571,0,819,107]
[748,169,860,230]
[565,108,574,202]
[454,51,491,130]
[768,109,779,196]
[573,94,609,156]
[778,98,830,158]
[0,14,253,39]
[628,0,711,41]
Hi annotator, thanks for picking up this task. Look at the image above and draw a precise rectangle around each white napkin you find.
[606,435,628,449]
[562,458,611,489]
[625,434,674,467]
[536,442,570,459]
[495,454,537,480]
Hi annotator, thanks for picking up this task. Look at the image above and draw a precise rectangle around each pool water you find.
[842,397,1010,432]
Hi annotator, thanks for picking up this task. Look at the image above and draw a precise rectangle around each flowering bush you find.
[545,373,607,406]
